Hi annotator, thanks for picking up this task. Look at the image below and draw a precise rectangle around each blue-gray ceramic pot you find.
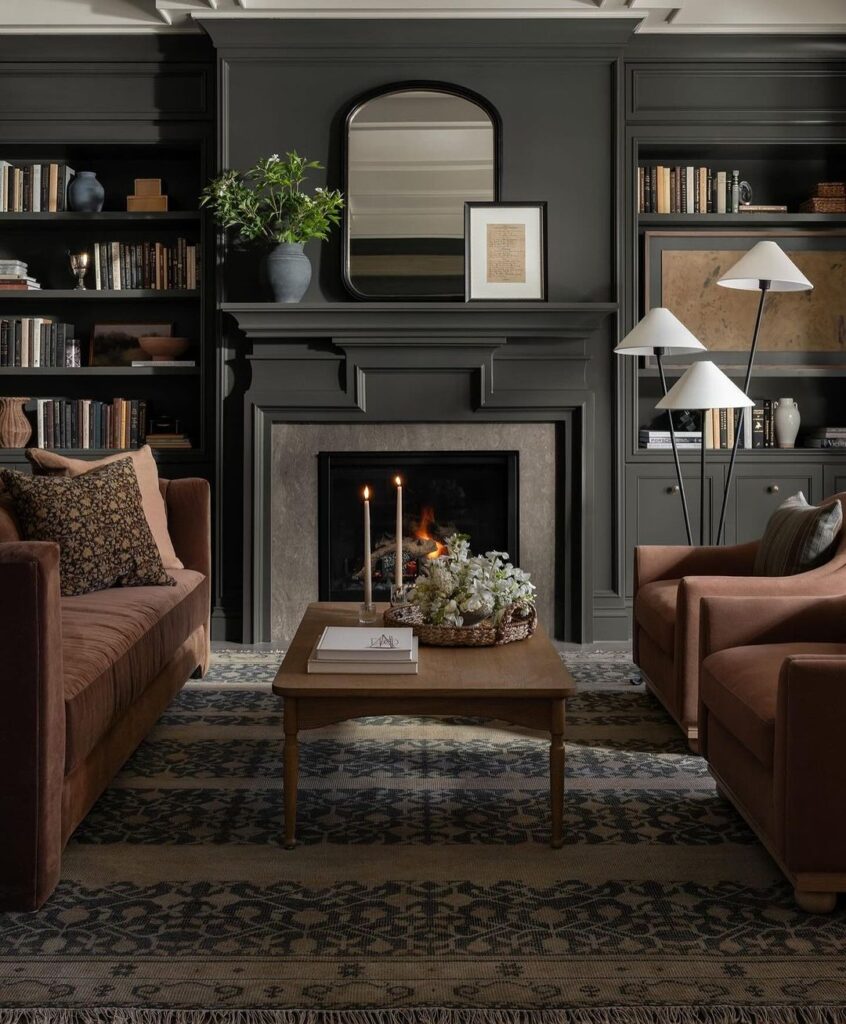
[266,242,312,303]
[67,171,105,213]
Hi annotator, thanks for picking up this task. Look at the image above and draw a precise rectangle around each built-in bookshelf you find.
[0,140,209,466]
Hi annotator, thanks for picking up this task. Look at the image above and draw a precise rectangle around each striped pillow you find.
[754,492,843,577]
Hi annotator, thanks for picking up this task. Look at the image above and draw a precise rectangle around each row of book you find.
[92,240,199,291]
[0,259,40,291]
[638,165,785,215]
[806,427,846,449]
[307,625,419,675]
[640,402,783,450]
[0,161,75,213]
[0,317,75,367]
[35,398,149,451]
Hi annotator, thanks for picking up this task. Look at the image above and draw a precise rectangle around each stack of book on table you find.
[307,625,419,675]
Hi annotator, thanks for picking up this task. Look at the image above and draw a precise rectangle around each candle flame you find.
[363,486,370,500]
[394,475,402,487]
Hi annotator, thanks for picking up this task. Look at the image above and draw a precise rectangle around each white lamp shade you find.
[656,360,754,412]
[614,307,706,356]
[717,240,813,292]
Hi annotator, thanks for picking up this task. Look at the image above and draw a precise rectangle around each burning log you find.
[354,536,438,578]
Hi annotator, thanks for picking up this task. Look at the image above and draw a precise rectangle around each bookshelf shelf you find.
[0,212,201,224]
[0,447,201,463]
[639,365,846,379]
[637,212,846,227]
[0,366,199,376]
[0,289,199,300]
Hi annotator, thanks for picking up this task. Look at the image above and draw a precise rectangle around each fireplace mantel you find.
[222,302,616,341]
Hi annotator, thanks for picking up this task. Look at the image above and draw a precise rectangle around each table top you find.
[273,602,577,699]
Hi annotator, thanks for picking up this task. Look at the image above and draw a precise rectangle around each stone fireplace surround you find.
[224,303,614,643]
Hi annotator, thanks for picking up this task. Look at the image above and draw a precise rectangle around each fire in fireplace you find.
[318,451,519,602]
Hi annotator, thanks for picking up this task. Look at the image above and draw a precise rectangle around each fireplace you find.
[318,451,519,602]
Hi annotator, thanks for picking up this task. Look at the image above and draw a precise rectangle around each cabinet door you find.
[823,465,846,500]
[625,466,719,595]
[728,467,823,544]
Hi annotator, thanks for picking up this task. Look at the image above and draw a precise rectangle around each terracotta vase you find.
[0,397,32,448]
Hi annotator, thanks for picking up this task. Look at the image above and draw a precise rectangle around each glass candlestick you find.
[358,602,379,624]
[390,582,412,607]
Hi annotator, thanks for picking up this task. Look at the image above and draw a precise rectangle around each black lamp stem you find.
[655,348,693,546]
[700,426,707,546]
[715,280,770,546]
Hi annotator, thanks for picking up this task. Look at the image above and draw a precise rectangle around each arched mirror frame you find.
[341,81,502,301]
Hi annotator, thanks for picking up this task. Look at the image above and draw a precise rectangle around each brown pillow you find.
[0,459,175,597]
[754,492,843,577]
[25,445,183,571]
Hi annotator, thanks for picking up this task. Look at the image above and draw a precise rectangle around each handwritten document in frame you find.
[486,223,527,284]
[466,202,545,300]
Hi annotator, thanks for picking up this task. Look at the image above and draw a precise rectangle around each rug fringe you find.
[0,1007,843,1024]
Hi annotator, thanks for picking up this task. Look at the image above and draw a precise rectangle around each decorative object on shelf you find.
[657,361,753,546]
[738,180,753,207]
[127,178,168,213]
[67,171,104,213]
[65,338,81,368]
[138,335,189,362]
[0,397,31,448]
[201,152,344,304]
[464,202,546,301]
[68,250,90,290]
[343,84,498,301]
[615,307,706,545]
[800,182,846,214]
[90,322,172,368]
[774,397,801,449]
[713,241,813,544]
[382,533,537,647]
[390,582,412,608]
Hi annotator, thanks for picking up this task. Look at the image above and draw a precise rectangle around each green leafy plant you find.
[200,152,344,246]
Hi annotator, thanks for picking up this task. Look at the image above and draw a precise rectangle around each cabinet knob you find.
[767,484,780,494]
[666,485,680,495]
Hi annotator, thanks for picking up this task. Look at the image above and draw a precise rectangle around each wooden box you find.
[127,194,169,212]
[134,178,163,196]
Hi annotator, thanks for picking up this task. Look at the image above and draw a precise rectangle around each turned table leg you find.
[550,698,566,849]
[283,697,299,850]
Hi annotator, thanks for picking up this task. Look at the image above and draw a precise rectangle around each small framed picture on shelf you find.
[89,322,172,367]
[464,201,547,302]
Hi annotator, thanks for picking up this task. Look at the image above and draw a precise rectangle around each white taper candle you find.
[394,475,403,588]
[363,485,372,607]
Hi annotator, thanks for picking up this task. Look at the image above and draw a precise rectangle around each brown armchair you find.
[699,593,846,912]
[633,493,846,747]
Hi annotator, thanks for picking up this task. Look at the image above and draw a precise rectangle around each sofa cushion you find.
[26,445,183,571]
[634,578,679,656]
[62,568,206,773]
[701,642,846,768]
[753,492,842,577]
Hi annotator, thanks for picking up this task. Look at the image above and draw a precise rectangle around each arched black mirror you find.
[343,83,499,300]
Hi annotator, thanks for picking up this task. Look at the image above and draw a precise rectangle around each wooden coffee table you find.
[272,602,577,849]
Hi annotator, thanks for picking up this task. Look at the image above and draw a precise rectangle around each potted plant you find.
[200,152,344,303]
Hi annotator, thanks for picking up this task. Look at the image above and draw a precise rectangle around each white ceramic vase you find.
[774,397,801,449]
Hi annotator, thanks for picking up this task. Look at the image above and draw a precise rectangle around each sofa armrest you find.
[700,593,846,659]
[0,541,65,910]
[164,478,211,579]
[775,656,846,874]
[634,541,758,592]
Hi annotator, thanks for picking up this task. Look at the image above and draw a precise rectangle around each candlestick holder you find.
[390,583,412,608]
[68,251,90,290]
[358,601,379,624]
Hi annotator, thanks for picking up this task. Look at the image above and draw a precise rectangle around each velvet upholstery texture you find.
[632,493,846,744]
[699,593,846,904]
[0,477,210,911]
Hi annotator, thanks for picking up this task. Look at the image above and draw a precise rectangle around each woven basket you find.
[383,602,537,647]
[800,197,846,213]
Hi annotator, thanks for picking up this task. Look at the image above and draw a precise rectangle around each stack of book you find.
[799,182,846,214]
[307,625,419,675]
[0,317,75,367]
[639,429,701,450]
[805,427,846,449]
[145,430,192,450]
[0,259,40,290]
[0,161,75,212]
[35,397,148,450]
[92,240,199,291]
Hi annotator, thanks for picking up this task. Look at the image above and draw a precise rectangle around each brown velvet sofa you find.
[699,593,846,913]
[0,477,210,911]
[632,493,846,747]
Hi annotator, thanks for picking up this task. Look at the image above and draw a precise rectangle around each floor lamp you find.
[714,241,813,545]
[657,361,753,546]
[615,308,705,546]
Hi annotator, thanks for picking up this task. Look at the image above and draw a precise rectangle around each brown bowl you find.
[138,335,190,362]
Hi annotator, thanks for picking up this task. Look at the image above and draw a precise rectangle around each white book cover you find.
[81,399,91,449]
[685,166,695,214]
[31,317,42,367]
[20,318,29,367]
[94,246,101,290]
[0,162,9,213]
[716,171,727,214]
[31,164,41,213]
[315,625,415,661]
[36,399,44,447]
[309,637,419,674]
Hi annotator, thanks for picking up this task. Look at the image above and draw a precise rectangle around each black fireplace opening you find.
[318,451,519,603]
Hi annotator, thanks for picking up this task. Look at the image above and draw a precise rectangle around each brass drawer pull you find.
[767,484,780,494]
[666,485,680,495]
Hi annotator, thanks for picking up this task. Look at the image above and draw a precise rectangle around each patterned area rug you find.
[1,647,845,1024]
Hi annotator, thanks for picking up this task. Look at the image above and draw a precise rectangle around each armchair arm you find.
[634,541,758,593]
[0,541,65,910]
[163,478,211,579]
[775,656,846,873]
[700,593,846,659]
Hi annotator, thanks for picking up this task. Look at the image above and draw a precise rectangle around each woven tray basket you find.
[800,197,846,213]
[383,602,537,647]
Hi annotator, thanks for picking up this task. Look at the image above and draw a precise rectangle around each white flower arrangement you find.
[408,533,536,628]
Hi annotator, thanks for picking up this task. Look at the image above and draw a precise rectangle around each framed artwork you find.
[89,322,172,367]
[464,201,547,301]
[643,230,846,366]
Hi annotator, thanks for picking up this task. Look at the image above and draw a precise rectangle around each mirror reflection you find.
[345,87,496,299]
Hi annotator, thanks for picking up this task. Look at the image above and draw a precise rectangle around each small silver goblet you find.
[68,251,90,291]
